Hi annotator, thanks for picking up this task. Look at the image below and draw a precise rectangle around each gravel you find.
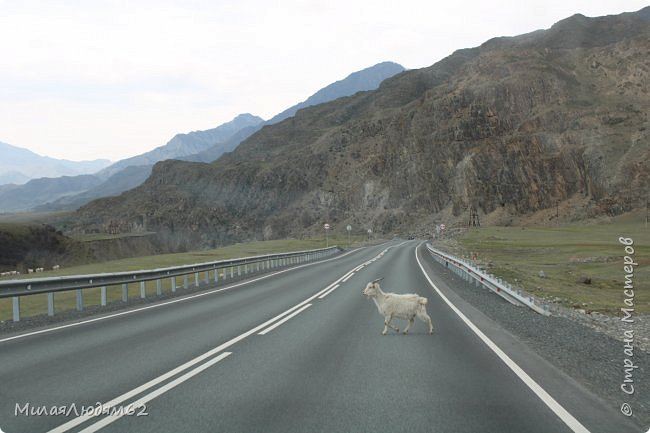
[434,260,650,429]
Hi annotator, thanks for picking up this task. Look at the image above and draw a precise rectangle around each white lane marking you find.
[77,352,233,433]
[0,248,363,344]
[341,272,355,282]
[258,304,312,335]
[47,298,322,433]
[47,249,380,433]
[47,243,401,432]
[317,284,340,299]
[414,244,591,433]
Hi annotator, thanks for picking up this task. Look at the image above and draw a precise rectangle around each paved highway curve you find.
[0,240,640,433]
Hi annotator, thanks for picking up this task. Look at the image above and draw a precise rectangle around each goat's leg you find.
[383,315,399,334]
[403,318,414,334]
[418,310,434,334]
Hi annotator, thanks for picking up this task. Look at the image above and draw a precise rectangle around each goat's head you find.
[362,278,383,298]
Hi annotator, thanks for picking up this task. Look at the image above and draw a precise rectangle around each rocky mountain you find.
[179,124,264,163]
[0,114,264,213]
[183,62,406,163]
[34,165,153,212]
[3,62,406,213]
[71,7,650,249]
[0,141,110,185]
[98,113,265,178]
[265,61,406,125]
[0,175,103,213]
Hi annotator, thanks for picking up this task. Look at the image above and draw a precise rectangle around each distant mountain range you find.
[71,7,650,249]
[97,113,265,178]
[183,61,406,163]
[265,61,405,125]
[0,62,405,213]
[0,141,110,185]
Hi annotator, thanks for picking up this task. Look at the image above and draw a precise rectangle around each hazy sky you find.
[1,0,647,162]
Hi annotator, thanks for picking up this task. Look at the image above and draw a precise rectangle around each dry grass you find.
[434,221,649,314]
[0,236,360,322]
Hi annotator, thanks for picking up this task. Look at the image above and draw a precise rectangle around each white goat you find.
[362,278,434,335]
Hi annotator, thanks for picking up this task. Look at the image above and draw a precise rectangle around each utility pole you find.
[646,198,649,227]
[468,205,480,228]
[556,200,559,226]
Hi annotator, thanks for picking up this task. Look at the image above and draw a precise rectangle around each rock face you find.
[74,8,650,250]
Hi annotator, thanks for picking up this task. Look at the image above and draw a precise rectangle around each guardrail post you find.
[238,265,241,277]
[183,274,189,289]
[122,283,128,302]
[230,266,234,279]
[194,272,199,288]
[204,271,209,285]
[100,286,107,306]
[76,289,83,311]
[140,281,146,299]
[12,296,20,322]
[156,279,162,296]
[214,268,219,282]
[171,277,176,293]
[48,292,55,316]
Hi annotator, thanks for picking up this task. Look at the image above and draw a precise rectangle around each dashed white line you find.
[258,304,312,335]
[46,243,399,433]
[0,248,362,344]
[317,284,340,299]
[77,352,233,433]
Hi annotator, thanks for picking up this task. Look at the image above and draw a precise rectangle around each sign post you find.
[346,225,352,247]
[324,223,331,248]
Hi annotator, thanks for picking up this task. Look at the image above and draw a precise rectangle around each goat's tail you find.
[418,297,428,305]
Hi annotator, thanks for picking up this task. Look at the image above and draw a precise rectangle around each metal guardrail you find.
[0,246,342,322]
[426,243,550,316]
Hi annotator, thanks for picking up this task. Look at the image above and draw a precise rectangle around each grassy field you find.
[0,236,362,322]
[69,232,158,242]
[434,221,649,314]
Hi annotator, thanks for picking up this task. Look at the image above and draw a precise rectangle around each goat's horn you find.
[372,277,384,283]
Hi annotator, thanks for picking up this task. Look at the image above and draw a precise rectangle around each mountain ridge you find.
[0,61,405,213]
[97,113,265,179]
[0,141,110,185]
[70,7,650,249]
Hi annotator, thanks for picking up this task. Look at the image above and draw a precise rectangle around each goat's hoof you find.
[402,332,408,335]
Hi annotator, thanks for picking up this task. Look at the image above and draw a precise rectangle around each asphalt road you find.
[0,240,640,433]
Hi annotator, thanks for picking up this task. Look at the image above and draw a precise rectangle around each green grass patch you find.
[435,222,650,314]
[0,236,361,322]
[69,232,158,242]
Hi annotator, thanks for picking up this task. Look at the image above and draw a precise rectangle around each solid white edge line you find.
[1,247,363,344]
[414,244,591,433]
[78,352,233,433]
[317,284,340,300]
[258,304,312,335]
